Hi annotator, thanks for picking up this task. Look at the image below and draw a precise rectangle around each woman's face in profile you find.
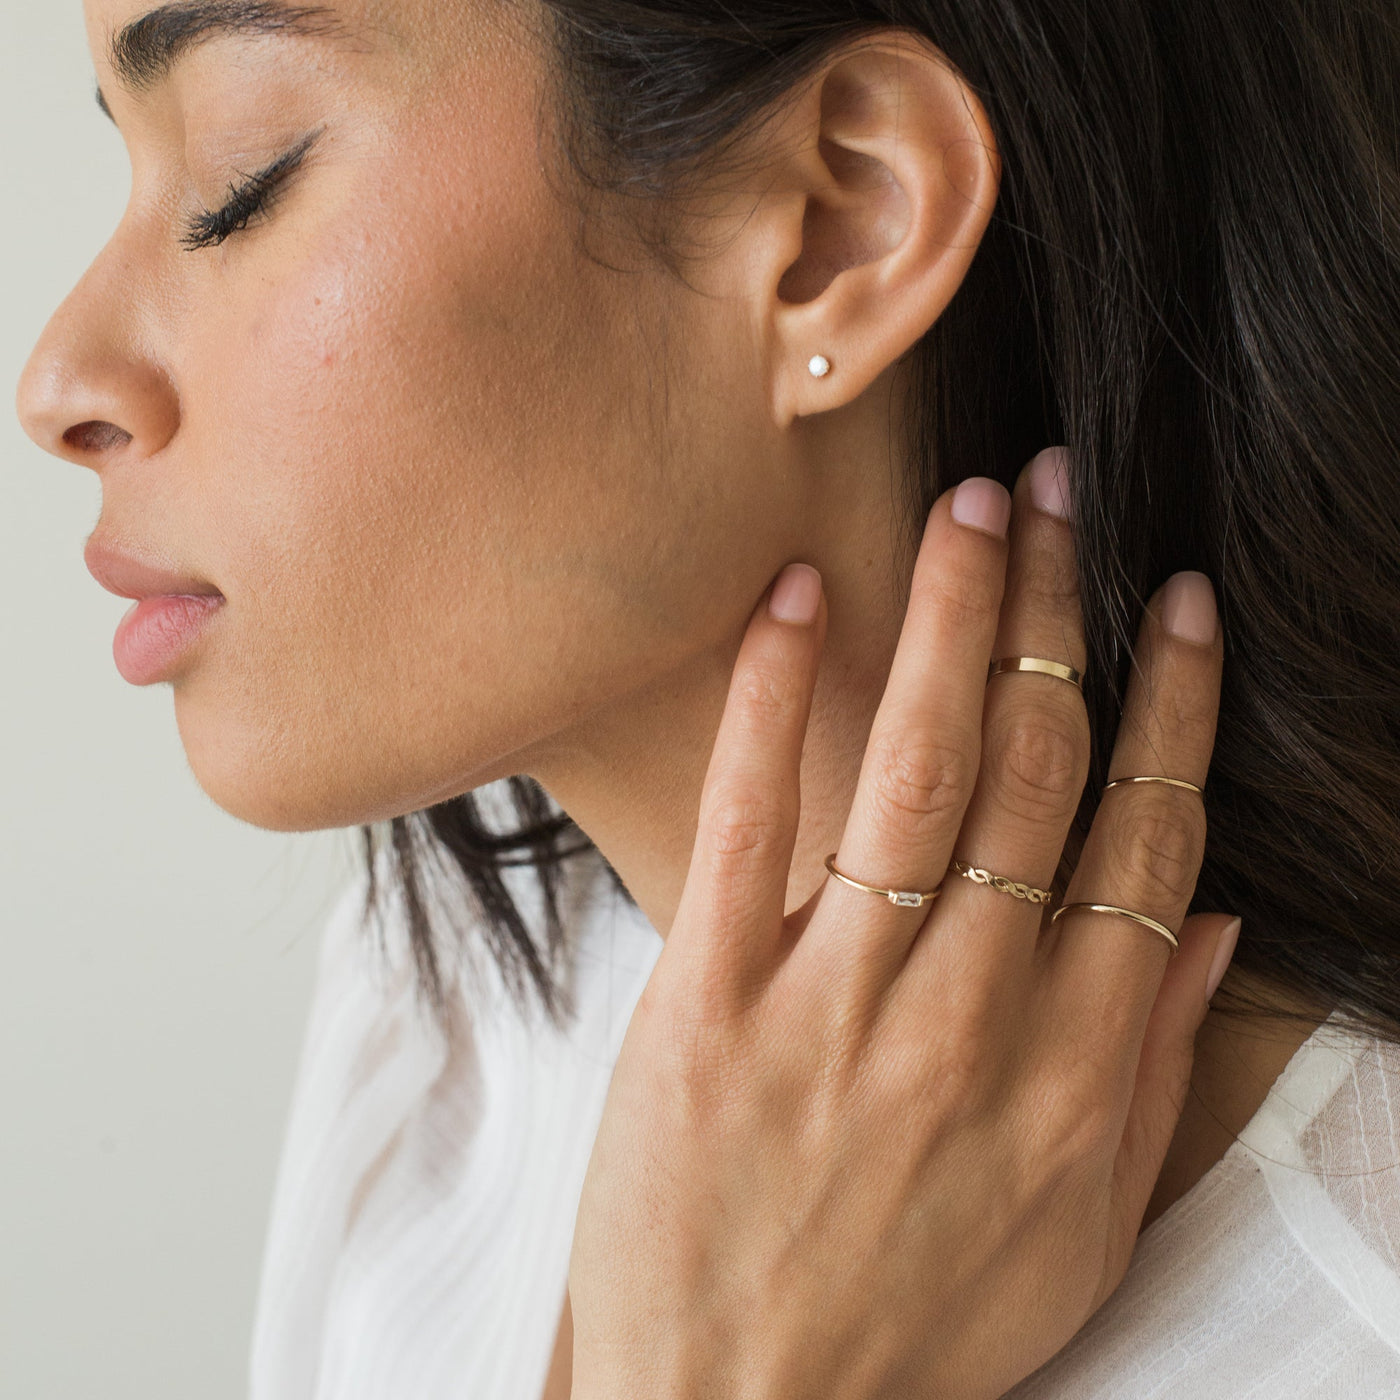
[16,0,803,830]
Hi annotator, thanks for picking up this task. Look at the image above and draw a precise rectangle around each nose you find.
[15,238,179,473]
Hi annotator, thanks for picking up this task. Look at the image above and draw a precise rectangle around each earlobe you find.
[756,34,1001,428]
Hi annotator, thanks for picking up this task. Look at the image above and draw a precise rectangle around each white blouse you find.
[249,855,1400,1399]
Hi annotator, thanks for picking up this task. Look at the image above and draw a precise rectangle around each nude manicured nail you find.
[951,477,1011,538]
[1161,571,1218,645]
[769,563,822,624]
[1027,448,1072,520]
[1206,916,1242,1002]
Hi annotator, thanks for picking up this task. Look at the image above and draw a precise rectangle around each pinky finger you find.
[672,563,828,1005]
[1101,911,1241,1291]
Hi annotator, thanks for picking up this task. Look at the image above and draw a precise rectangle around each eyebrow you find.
[95,1,350,118]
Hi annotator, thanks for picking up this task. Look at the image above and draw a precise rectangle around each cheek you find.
[171,124,732,828]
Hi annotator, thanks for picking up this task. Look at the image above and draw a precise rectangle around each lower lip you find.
[112,595,225,686]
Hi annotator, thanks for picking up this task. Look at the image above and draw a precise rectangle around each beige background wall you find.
[1,5,354,1395]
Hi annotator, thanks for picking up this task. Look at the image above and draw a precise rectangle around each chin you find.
[171,686,521,834]
[183,742,364,833]
[171,693,369,832]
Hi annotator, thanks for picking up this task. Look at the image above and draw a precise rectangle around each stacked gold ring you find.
[821,656,1205,956]
[1103,774,1203,796]
[823,853,942,908]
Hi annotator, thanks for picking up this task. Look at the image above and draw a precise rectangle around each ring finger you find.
[1047,568,1223,1094]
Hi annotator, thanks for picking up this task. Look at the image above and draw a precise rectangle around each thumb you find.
[1113,913,1242,1224]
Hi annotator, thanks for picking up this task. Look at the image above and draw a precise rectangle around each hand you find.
[567,447,1234,1400]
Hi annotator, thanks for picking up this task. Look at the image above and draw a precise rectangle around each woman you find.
[16,0,1399,1395]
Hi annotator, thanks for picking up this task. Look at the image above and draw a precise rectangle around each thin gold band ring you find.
[823,853,943,909]
[1104,774,1204,796]
[1049,901,1180,953]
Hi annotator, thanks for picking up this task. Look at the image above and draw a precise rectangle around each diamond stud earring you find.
[808,354,831,378]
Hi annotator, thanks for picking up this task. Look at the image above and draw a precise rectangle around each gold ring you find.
[823,853,943,909]
[1103,774,1204,796]
[948,859,1052,904]
[1049,901,1179,953]
[987,656,1083,688]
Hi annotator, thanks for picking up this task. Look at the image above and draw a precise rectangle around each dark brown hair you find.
[365,0,1400,1040]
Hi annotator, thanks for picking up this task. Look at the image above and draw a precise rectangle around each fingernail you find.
[1205,916,1242,1002]
[769,563,822,624]
[1027,447,1072,521]
[951,477,1011,538]
[1161,571,1218,645]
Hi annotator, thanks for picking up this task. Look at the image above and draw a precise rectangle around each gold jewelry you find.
[948,859,1052,904]
[1049,901,1179,953]
[823,853,942,909]
[987,656,1083,688]
[1103,774,1204,796]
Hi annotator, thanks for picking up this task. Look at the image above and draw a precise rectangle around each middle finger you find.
[791,474,1010,999]
[906,446,1090,997]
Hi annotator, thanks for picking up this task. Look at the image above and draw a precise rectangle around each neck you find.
[531,523,909,942]
[528,375,916,941]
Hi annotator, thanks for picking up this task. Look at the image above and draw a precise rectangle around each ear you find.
[722,32,1000,427]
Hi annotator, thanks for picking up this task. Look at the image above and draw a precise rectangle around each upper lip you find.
[84,533,223,602]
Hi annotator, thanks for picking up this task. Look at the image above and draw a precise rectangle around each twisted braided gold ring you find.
[947,859,1052,904]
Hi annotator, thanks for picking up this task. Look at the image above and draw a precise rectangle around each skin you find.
[17,1,1328,1393]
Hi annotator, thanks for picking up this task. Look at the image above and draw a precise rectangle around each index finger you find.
[671,563,828,1005]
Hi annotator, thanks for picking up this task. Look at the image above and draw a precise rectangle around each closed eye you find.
[180,127,323,251]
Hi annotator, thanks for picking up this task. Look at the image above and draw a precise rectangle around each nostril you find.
[63,420,131,454]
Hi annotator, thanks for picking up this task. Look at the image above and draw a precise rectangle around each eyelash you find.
[180,128,323,252]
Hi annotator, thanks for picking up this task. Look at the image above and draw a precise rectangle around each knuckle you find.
[866,730,975,836]
[667,1013,747,1121]
[879,1030,988,1138]
[1033,1061,1119,1168]
[930,1032,999,1122]
[1158,683,1218,751]
[1125,669,1219,755]
[733,662,795,731]
[705,786,791,870]
[880,991,1010,1122]
[636,969,710,1075]
[1042,557,1084,614]
[1149,1041,1196,1130]
[649,965,757,1081]
[928,567,1003,630]
[1111,800,1205,907]
[983,702,1088,819]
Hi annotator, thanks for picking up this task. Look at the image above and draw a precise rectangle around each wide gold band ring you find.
[1049,901,1180,953]
[823,854,943,909]
[948,859,1052,904]
[1103,774,1204,796]
[987,655,1083,688]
